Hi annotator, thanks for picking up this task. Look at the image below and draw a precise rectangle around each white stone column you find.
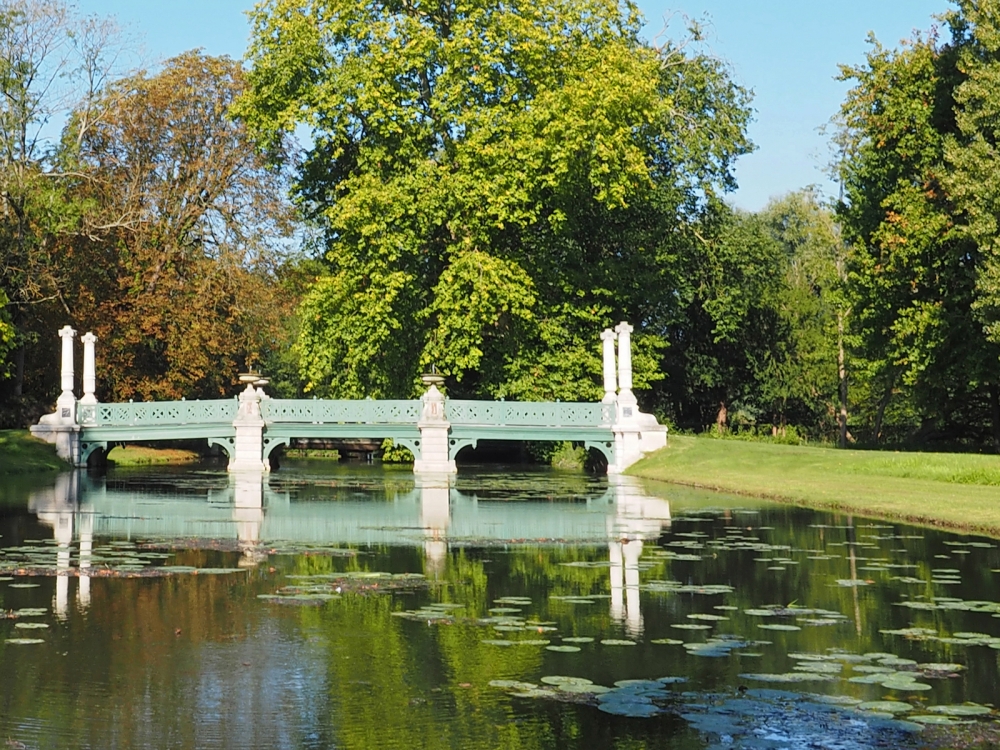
[414,383,456,474]
[56,325,78,423]
[80,332,98,405]
[615,321,636,411]
[230,383,268,472]
[601,328,617,404]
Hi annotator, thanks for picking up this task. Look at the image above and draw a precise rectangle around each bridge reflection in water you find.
[27,471,671,634]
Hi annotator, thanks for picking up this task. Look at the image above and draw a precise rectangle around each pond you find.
[1,463,999,749]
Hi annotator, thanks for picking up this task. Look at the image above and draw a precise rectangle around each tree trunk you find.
[874,376,895,445]
[991,384,1000,454]
[837,311,849,448]
[12,344,24,398]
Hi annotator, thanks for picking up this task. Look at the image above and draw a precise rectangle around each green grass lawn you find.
[107,445,201,466]
[628,435,1000,536]
[0,430,70,474]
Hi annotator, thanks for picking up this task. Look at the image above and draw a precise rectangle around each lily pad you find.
[671,623,712,631]
[541,676,593,686]
[757,624,801,631]
[561,637,594,644]
[545,645,581,653]
[926,704,993,716]
[858,701,913,714]
[650,638,684,645]
[14,622,48,629]
[4,638,44,644]
[601,639,636,646]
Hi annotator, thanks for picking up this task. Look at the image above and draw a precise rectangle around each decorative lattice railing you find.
[77,399,238,427]
[445,400,613,427]
[261,399,422,424]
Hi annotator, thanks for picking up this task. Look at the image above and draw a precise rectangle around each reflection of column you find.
[232,473,265,565]
[609,541,624,622]
[601,328,617,404]
[29,473,79,620]
[80,332,97,405]
[78,507,93,611]
[608,475,671,538]
[418,476,452,577]
[623,539,643,637]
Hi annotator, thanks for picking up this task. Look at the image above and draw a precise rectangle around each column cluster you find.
[600,321,637,418]
[53,326,99,422]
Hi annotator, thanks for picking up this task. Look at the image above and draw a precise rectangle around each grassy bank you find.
[107,445,201,466]
[0,430,70,474]
[628,435,1000,536]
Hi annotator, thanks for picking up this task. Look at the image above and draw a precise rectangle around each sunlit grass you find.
[630,436,1000,536]
[107,445,200,466]
[0,430,70,474]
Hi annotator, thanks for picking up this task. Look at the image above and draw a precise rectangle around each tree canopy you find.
[237,0,753,400]
[836,0,1000,448]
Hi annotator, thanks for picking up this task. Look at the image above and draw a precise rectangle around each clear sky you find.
[80,0,953,211]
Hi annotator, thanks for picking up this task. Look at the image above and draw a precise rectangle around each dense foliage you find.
[1,0,998,454]
[236,0,753,401]
[836,0,1000,449]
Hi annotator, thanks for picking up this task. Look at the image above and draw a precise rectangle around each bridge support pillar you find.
[30,325,85,465]
[230,383,269,472]
[414,383,456,474]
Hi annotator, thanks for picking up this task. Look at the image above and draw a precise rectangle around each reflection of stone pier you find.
[606,476,671,637]
[417,475,452,577]
[28,472,92,618]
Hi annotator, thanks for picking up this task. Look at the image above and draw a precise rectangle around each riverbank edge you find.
[627,437,1000,539]
[0,429,71,474]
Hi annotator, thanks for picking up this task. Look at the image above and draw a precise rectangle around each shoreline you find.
[627,435,1000,539]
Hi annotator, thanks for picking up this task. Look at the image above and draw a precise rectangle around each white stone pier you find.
[31,326,83,465]
[414,379,456,474]
[608,321,667,474]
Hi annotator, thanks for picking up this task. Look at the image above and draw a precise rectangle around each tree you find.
[60,52,299,401]
[836,16,1000,448]
[0,0,130,404]
[237,0,752,401]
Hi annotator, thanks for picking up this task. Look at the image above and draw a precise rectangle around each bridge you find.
[31,323,666,474]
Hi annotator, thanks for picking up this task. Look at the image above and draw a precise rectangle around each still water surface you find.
[2,463,1000,749]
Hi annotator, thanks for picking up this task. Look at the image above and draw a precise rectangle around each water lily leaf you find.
[561,637,594,644]
[671,623,712,630]
[858,701,913,714]
[14,622,48,629]
[519,640,551,646]
[597,702,659,717]
[5,638,44,644]
[600,639,636,646]
[757,624,801,631]
[908,715,963,725]
[541,676,593,686]
[926,704,992,716]
[687,614,729,621]
[482,639,514,646]
[545,645,581,653]
[650,638,684,645]
[8,584,39,589]
[489,680,538,690]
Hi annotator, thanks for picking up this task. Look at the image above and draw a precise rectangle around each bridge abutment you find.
[414,383,457,474]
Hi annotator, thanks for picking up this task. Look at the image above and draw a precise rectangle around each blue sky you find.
[82,0,952,210]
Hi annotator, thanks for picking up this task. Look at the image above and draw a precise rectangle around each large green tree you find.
[836,8,1000,448]
[237,0,752,400]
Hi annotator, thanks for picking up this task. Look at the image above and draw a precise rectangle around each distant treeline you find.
[2,0,999,452]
